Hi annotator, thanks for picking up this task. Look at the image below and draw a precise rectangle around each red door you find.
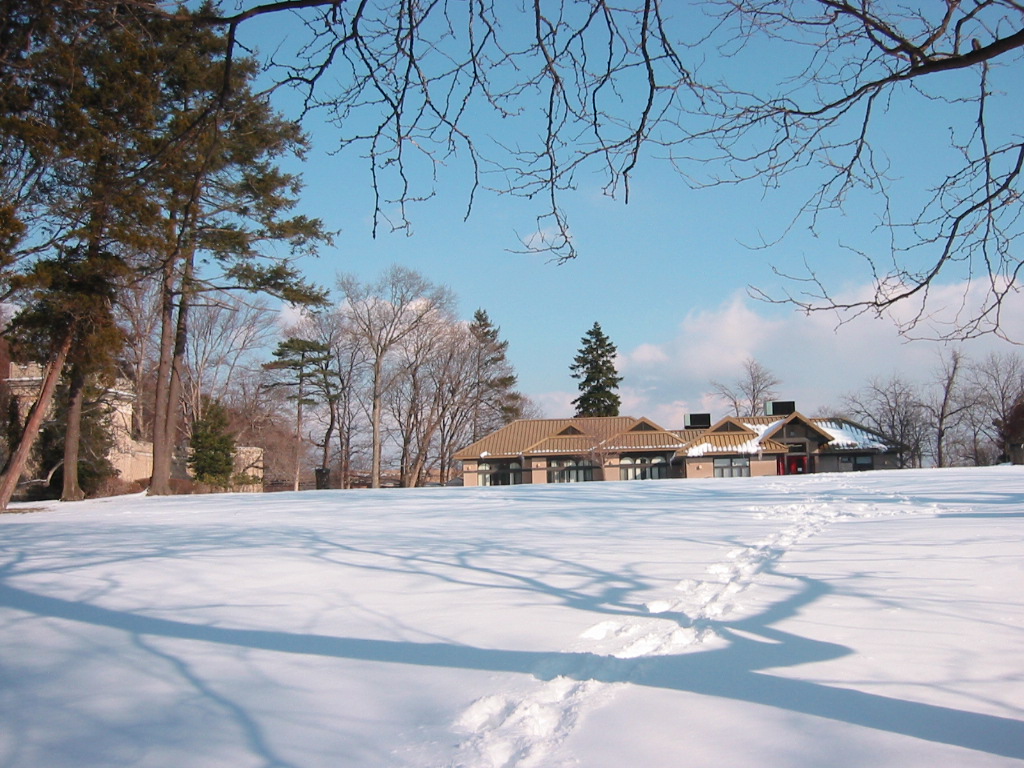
[778,456,808,475]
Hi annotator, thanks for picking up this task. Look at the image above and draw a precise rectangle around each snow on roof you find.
[685,434,774,457]
[738,418,785,439]
[455,414,897,461]
[814,419,892,452]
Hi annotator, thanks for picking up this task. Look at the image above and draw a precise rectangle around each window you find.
[620,454,669,481]
[547,457,596,483]
[713,457,750,478]
[479,460,523,486]
[853,456,873,471]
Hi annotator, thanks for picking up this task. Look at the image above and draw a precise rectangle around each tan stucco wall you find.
[526,457,546,484]
[684,456,778,479]
[684,459,713,479]
[460,461,480,486]
[109,440,153,484]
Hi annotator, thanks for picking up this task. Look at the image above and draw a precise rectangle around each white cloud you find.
[276,302,307,331]
[613,282,1024,425]
[533,390,576,418]
[627,343,669,366]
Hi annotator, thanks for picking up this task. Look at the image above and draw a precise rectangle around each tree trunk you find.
[150,250,179,495]
[60,364,87,501]
[163,288,190,483]
[0,332,73,510]
[293,373,303,492]
[338,421,351,489]
[370,359,383,488]
[150,250,192,495]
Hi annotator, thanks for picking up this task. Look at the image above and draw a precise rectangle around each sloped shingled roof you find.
[453,417,638,460]
[684,433,790,457]
[453,413,897,462]
[814,419,893,452]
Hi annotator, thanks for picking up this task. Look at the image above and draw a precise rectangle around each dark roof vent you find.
[766,400,796,416]
[684,413,712,429]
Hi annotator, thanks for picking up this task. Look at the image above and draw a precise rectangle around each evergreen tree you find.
[468,309,526,439]
[32,379,118,500]
[0,249,122,506]
[146,8,329,496]
[0,2,163,504]
[188,397,236,487]
[569,322,623,418]
[995,395,1024,465]
[264,338,332,491]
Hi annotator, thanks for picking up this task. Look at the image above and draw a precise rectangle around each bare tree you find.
[710,358,781,418]
[843,376,928,468]
[184,293,280,429]
[386,314,454,487]
[115,273,162,440]
[284,307,372,488]
[12,2,1023,343]
[193,1,1022,341]
[227,365,296,483]
[702,2,1024,340]
[337,266,455,488]
[965,351,1024,462]
[920,349,973,468]
[321,310,370,489]
[432,326,484,486]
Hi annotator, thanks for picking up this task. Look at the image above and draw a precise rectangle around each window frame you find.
[619,453,669,481]
[713,456,751,478]
[479,459,524,486]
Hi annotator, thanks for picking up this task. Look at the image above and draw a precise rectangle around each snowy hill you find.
[1,467,1022,767]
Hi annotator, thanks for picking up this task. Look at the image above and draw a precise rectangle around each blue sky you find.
[241,7,1024,424]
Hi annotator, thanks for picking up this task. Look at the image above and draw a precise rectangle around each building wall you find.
[109,440,154,484]
[816,453,900,473]
[460,446,901,487]
[683,456,778,479]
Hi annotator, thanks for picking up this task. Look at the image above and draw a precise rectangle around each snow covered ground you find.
[1,466,1022,767]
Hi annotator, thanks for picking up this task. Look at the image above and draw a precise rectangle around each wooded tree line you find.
[711,353,1024,468]
[264,267,533,490]
[0,3,330,507]
[0,4,529,504]
[121,265,530,492]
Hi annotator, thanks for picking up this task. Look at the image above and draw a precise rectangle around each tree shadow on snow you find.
[0,569,1021,761]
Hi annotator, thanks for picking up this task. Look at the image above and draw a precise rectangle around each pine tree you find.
[188,397,235,487]
[995,395,1024,465]
[264,338,333,491]
[468,309,526,439]
[0,2,163,505]
[569,322,623,418]
[33,379,118,500]
[146,9,330,496]
[0,250,122,506]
